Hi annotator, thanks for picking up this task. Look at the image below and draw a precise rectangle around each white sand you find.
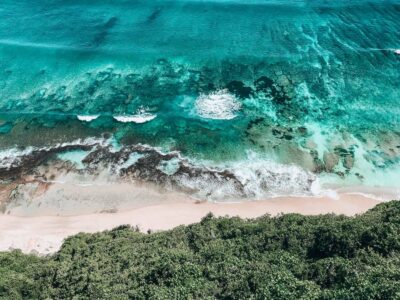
[0,192,381,254]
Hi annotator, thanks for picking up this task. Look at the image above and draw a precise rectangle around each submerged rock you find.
[226,81,253,99]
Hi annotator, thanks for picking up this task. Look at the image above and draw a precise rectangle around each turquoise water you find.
[0,0,400,194]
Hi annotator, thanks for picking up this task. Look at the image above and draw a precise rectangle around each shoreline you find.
[0,192,385,255]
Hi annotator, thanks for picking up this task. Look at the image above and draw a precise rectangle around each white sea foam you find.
[310,178,339,200]
[5,137,397,202]
[113,108,157,124]
[77,115,99,122]
[174,151,317,201]
[395,49,400,55]
[225,156,316,199]
[113,115,156,123]
[0,147,34,169]
[195,89,241,120]
[0,137,106,169]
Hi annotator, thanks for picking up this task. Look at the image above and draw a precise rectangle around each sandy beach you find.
[0,191,383,254]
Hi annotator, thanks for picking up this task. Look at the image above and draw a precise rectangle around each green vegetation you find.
[1,201,400,299]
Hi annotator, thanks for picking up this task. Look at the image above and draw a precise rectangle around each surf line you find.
[366,48,400,54]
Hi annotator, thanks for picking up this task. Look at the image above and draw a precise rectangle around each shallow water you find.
[0,0,399,199]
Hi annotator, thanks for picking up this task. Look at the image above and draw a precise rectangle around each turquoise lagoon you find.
[0,0,399,198]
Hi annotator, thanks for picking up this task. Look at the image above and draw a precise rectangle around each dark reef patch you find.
[226,80,253,99]
[0,141,316,201]
[0,144,93,180]
[146,8,162,24]
[87,16,118,48]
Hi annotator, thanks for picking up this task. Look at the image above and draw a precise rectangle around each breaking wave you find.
[113,107,157,123]
[195,90,241,120]
[0,139,317,201]
[77,115,100,122]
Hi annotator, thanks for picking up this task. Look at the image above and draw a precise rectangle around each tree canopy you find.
[1,201,400,299]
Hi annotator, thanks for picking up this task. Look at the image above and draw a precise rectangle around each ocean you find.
[0,0,399,201]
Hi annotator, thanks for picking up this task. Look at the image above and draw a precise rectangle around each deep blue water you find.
[0,0,400,195]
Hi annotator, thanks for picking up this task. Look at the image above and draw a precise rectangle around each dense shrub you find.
[1,201,400,299]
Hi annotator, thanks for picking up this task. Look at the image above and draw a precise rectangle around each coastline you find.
[0,192,383,255]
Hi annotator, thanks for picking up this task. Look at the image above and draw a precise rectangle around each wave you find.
[90,144,317,200]
[2,135,399,201]
[0,137,105,169]
[113,114,156,123]
[0,39,80,50]
[0,139,316,201]
[195,89,241,120]
[0,147,35,169]
[113,108,157,123]
[77,115,99,122]
[0,39,127,54]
